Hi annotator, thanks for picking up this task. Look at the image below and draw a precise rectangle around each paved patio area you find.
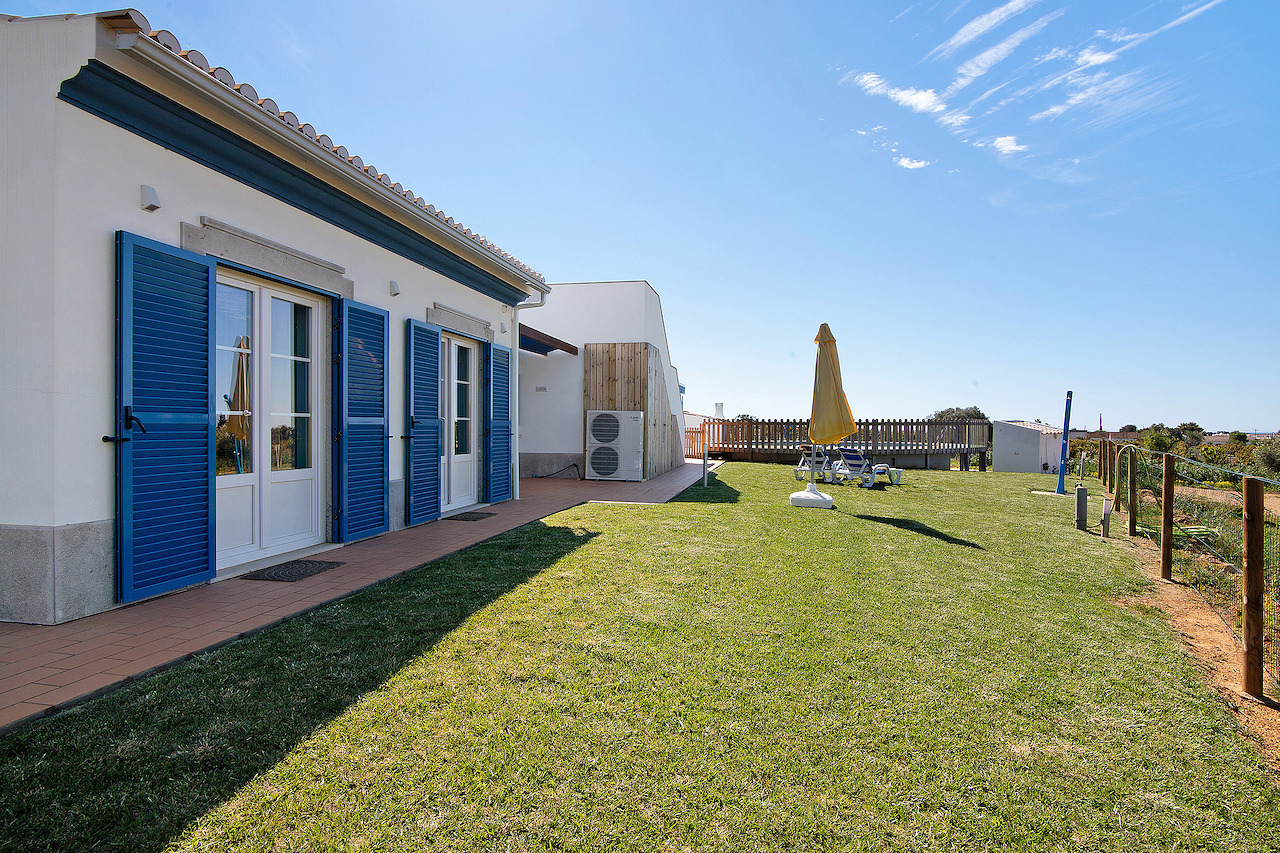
[0,460,717,733]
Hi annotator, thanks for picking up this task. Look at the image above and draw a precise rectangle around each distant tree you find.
[1229,430,1249,444]
[1141,424,1174,453]
[1119,424,1138,433]
[1170,422,1205,447]
[932,405,987,421]
[734,414,757,422]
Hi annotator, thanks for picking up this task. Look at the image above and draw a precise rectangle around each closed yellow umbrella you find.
[808,323,857,445]
[227,335,251,441]
[791,323,855,507]
[226,335,251,473]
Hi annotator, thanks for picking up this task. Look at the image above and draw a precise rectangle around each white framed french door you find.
[214,269,327,571]
[441,334,479,512]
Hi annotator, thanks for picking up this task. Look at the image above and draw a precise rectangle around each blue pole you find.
[1056,390,1073,494]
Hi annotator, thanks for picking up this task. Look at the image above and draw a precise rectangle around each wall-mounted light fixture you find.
[389,280,401,297]
[499,322,508,334]
[140,185,161,212]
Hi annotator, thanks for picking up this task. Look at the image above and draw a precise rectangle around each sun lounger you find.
[794,445,837,483]
[831,448,903,488]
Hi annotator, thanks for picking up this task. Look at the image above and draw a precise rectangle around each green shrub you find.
[1253,436,1280,475]
[1198,445,1229,465]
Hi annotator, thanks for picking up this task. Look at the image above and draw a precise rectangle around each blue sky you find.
[12,0,1277,431]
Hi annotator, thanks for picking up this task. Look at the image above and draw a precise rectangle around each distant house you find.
[993,421,1083,473]
[1085,430,1141,443]
[0,11,547,623]
[518,281,685,481]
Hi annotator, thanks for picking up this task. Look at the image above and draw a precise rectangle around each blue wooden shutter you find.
[115,232,216,602]
[336,300,389,541]
[488,344,513,503]
[405,319,442,525]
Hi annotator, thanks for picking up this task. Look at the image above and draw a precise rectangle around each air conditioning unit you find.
[585,410,644,481]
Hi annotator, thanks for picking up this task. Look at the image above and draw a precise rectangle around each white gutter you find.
[111,31,545,293]
[510,281,551,499]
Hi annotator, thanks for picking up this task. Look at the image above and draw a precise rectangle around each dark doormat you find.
[445,511,496,521]
[242,559,345,582]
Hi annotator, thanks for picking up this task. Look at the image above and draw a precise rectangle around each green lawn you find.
[2,464,1277,852]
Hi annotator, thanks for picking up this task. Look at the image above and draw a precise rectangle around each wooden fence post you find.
[1126,447,1137,538]
[1242,477,1265,697]
[1160,454,1175,581]
[1109,442,1117,494]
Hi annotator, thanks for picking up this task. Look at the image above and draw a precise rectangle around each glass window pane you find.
[215,284,252,476]
[456,382,469,418]
[271,416,310,470]
[272,298,311,358]
[456,344,469,378]
[454,419,470,455]
[293,361,310,414]
[293,304,309,358]
[216,285,252,350]
[271,356,292,414]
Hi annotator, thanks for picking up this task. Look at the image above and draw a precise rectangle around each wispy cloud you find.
[1105,0,1228,56]
[1026,0,1228,115]
[943,9,1066,98]
[927,0,1043,60]
[990,136,1028,154]
[896,156,932,169]
[890,4,918,24]
[843,72,947,114]
[1030,68,1183,128]
[272,17,312,68]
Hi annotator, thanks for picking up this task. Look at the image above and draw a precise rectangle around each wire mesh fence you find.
[1114,446,1280,696]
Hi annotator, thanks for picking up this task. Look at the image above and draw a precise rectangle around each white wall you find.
[519,281,685,458]
[517,350,585,455]
[993,422,1046,474]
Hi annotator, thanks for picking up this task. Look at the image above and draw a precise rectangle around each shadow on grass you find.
[844,513,985,550]
[669,471,741,503]
[0,520,596,853]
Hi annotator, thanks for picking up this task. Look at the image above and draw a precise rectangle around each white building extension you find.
[518,281,685,481]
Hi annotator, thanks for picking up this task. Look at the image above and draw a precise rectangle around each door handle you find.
[104,406,147,443]
[125,406,147,434]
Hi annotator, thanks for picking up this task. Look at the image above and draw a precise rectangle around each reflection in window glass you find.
[271,417,310,471]
[215,284,252,475]
[454,419,470,455]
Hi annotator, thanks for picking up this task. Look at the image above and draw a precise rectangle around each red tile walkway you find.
[0,460,718,734]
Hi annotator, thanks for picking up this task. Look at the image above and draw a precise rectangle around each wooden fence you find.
[1100,438,1275,699]
[684,418,991,465]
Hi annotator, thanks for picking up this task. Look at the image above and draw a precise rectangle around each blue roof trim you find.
[59,60,528,307]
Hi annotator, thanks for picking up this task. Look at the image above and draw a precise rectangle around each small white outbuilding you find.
[993,421,1065,474]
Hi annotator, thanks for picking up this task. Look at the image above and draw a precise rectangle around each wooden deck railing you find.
[685,418,991,460]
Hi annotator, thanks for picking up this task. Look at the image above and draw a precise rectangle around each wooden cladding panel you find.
[583,342,683,480]
[584,342,648,412]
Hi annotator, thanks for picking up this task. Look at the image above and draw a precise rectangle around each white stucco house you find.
[518,281,685,481]
[0,11,549,623]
